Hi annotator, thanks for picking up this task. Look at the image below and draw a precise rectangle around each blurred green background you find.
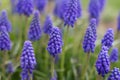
[0,0,120,80]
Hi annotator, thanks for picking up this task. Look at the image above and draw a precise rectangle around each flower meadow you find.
[0,0,120,80]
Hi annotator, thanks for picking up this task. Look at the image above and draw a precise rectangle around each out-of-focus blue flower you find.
[88,0,100,24]
[54,0,67,20]
[96,46,110,77]
[28,10,42,41]
[20,40,36,79]
[77,0,82,18]
[117,12,120,31]
[35,0,48,12]
[0,29,11,51]
[101,28,114,49]
[82,27,95,53]
[47,27,63,57]
[6,62,14,73]
[43,15,53,34]
[10,0,17,14]
[0,10,12,32]
[108,67,120,80]
[16,0,34,17]
[98,0,106,12]
[110,48,119,62]
[89,0,100,18]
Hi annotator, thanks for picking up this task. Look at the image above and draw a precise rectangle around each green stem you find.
[7,73,12,80]
[81,52,90,79]
[44,36,49,72]
[45,49,49,72]
[1,51,7,80]
[0,75,1,80]
[60,27,69,80]
[60,53,65,80]
[114,31,118,40]
[30,75,33,80]
[22,16,29,41]
[19,15,23,41]
[96,75,103,80]
[25,17,29,40]
[28,72,32,80]
[51,57,55,78]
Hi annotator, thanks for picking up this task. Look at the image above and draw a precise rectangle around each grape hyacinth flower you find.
[0,29,11,51]
[0,10,12,32]
[101,28,114,49]
[43,15,53,34]
[0,26,7,32]
[20,41,36,80]
[98,0,106,12]
[21,70,30,80]
[77,0,82,18]
[6,62,14,73]
[88,0,100,24]
[16,0,34,17]
[54,0,67,20]
[35,0,48,12]
[110,48,119,62]
[117,12,120,31]
[89,18,97,41]
[82,27,95,53]
[108,67,120,80]
[28,11,42,41]
[96,46,110,77]
[54,0,81,27]
[63,0,80,27]
[47,27,63,57]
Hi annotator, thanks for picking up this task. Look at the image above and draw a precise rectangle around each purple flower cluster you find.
[108,67,120,80]
[35,0,48,12]
[101,28,114,49]
[110,48,119,63]
[0,29,11,51]
[82,27,95,53]
[77,0,82,18]
[88,0,106,25]
[20,41,36,80]
[95,46,110,77]
[28,11,42,41]
[0,10,12,32]
[6,62,14,73]
[88,0,100,19]
[21,70,30,80]
[89,18,97,41]
[117,12,120,31]
[16,0,34,17]
[47,27,63,57]
[43,15,53,34]
[88,0,100,20]
[99,0,106,12]
[63,0,80,27]
[54,0,81,27]
[54,0,66,20]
